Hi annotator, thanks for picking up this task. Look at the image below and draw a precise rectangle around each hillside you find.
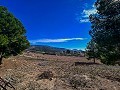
[26,45,84,56]
[0,52,120,90]
[26,45,66,53]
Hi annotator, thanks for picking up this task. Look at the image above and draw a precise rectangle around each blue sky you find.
[0,0,96,50]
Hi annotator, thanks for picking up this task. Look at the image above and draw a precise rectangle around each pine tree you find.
[89,0,120,65]
[0,6,30,64]
[86,40,99,63]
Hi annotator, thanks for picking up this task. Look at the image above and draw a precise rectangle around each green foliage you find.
[66,50,71,54]
[0,35,9,46]
[0,6,30,63]
[86,40,99,63]
[89,0,120,65]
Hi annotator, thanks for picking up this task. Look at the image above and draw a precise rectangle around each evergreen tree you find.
[89,0,120,65]
[0,6,30,64]
[66,50,71,54]
[86,40,99,63]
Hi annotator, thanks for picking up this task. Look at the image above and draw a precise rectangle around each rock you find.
[37,70,54,81]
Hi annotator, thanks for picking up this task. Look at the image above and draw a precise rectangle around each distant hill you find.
[26,45,85,56]
[26,45,66,53]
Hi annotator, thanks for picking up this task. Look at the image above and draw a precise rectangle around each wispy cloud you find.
[76,2,97,23]
[79,19,89,23]
[30,38,87,44]
[82,9,97,18]
[79,8,97,23]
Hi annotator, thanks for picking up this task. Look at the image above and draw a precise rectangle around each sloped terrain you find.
[0,52,120,90]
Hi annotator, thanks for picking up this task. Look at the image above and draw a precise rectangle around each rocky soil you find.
[0,52,120,90]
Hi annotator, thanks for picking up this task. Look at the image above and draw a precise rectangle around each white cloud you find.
[79,8,97,23]
[79,19,89,23]
[30,38,87,44]
[82,9,97,18]
[78,2,97,23]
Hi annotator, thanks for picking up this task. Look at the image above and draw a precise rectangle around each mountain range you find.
[26,45,84,56]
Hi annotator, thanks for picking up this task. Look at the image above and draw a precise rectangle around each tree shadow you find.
[74,62,101,66]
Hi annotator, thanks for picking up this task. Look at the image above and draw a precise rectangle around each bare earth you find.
[0,52,120,90]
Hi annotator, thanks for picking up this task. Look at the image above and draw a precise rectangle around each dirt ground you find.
[0,52,120,90]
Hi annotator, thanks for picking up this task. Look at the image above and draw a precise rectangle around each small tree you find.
[0,6,30,64]
[66,50,71,54]
[86,40,99,63]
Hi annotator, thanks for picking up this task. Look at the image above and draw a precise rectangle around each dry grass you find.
[0,52,120,90]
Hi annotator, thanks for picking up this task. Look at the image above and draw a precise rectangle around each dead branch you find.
[0,77,15,90]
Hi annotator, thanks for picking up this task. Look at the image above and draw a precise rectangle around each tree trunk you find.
[0,57,2,65]
[93,50,96,63]
[93,58,95,63]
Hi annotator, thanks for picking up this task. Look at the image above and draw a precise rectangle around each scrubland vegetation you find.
[0,52,120,90]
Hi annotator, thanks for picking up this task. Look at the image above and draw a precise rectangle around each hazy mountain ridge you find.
[26,45,84,56]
